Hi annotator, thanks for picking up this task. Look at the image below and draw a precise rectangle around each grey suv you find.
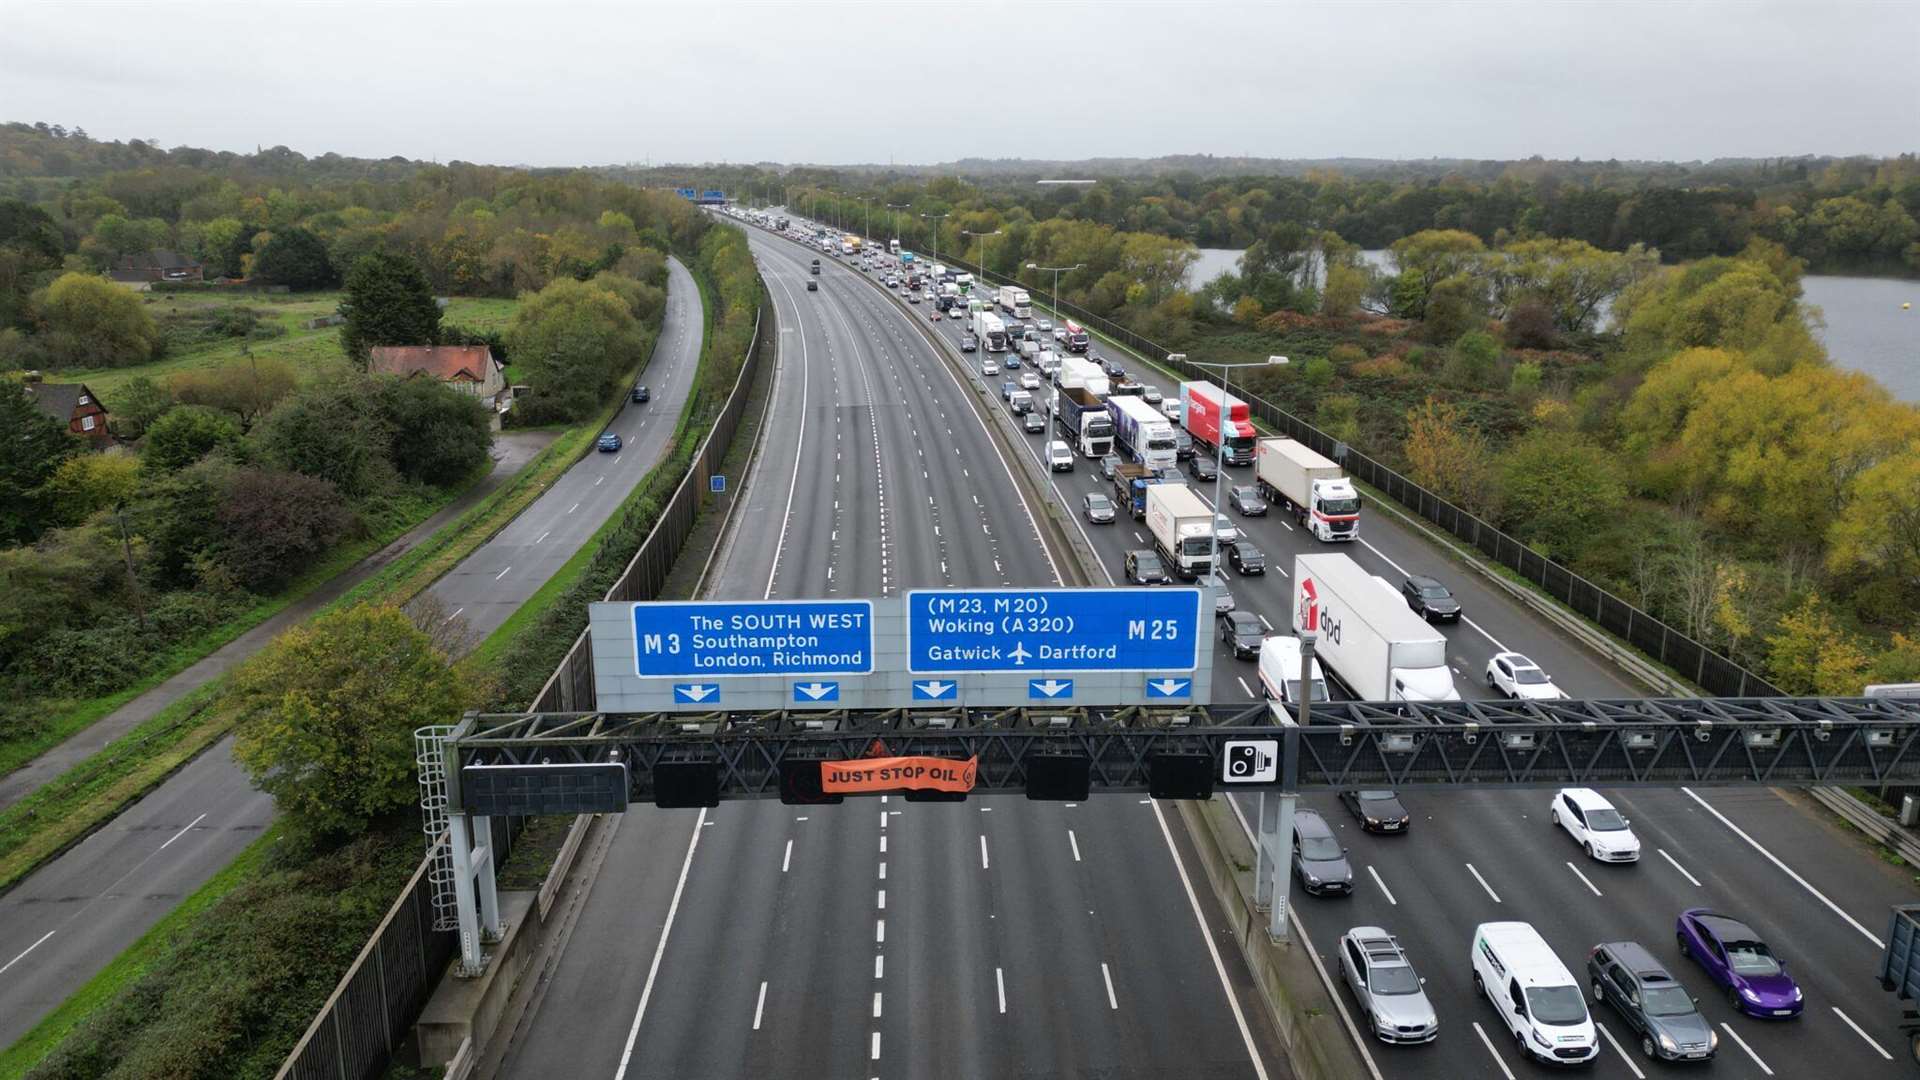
[1588,941,1717,1062]
[1338,927,1439,1044]
[1290,809,1352,896]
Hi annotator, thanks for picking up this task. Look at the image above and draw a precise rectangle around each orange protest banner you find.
[820,755,978,794]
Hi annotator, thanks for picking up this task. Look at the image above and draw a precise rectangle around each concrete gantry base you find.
[416,891,533,1067]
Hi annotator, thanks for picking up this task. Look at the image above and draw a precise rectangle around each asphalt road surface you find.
[0,259,702,1053]
[493,226,1292,1080]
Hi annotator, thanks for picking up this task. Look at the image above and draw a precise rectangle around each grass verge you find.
[0,826,281,1080]
[0,479,473,782]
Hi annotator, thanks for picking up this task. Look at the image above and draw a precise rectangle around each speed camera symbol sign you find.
[1221,739,1280,784]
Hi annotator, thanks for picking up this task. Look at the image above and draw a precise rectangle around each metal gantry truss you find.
[447,696,1920,807]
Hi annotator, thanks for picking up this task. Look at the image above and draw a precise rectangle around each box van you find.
[1470,922,1598,1065]
[1009,390,1033,414]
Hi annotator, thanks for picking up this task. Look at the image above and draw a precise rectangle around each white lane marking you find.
[535,530,550,544]
[781,839,792,873]
[443,606,464,623]
[872,991,882,1018]
[875,919,885,943]
[1356,537,1506,650]
[1134,531,1146,543]
[1150,799,1271,1079]
[870,1031,881,1060]
[1236,676,1257,699]
[1657,848,1702,886]
[0,930,56,976]
[1101,962,1119,1010]
[158,811,208,851]
[877,889,886,910]
[996,966,1007,1013]
[1833,1006,1893,1059]
[878,861,886,879]
[764,271,814,599]
[1257,615,1274,631]
[1472,1022,1518,1080]
[879,835,886,853]
[753,981,768,1031]
[980,834,990,870]
[1565,860,1604,897]
[880,808,887,830]
[1682,787,1882,946]
[1367,865,1398,905]
[494,565,511,580]
[1465,862,1503,903]
[613,806,706,1080]
[596,475,605,486]
[1596,1020,1645,1078]
[1719,1021,1773,1075]
[875,954,884,979]
[568,502,580,514]
[1069,829,1082,862]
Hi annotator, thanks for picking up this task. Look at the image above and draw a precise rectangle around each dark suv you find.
[1587,942,1717,1062]
[1401,576,1462,622]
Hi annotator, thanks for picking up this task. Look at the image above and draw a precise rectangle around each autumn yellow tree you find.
[1403,396,1495,514]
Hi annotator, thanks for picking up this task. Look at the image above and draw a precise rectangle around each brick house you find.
[25,382,112,448]
[107,250,205,286]
[367,345,507,410]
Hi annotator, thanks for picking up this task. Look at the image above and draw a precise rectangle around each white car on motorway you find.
[1213,513,1240,546]
[1550,788,1640,863]
[1485,651,1567,700]
[1020,371,1040,390]
[981,359,999,376]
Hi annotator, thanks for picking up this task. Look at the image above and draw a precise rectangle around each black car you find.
[1339,789,1411,833]
[1588,942,1718,1062]
[1187,454,1218,482]
[1228,484,1266,515]
[960,334,978,352]
[1125,549,1170,585]
[1227,542,1265,575]
[1401,576,1462,622]
[1173,430,1195,460]
[1022,411,1046,434]
[1218,610,1263,660]
[806,279,818,292]
[631,385,650,403]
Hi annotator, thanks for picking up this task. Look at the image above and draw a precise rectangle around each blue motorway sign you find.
[710,474,726,494]
[905,589,1202,674]
[632,601,874,678]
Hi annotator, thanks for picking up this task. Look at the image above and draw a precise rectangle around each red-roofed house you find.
[367,345,507,411]
[25,382,113,449]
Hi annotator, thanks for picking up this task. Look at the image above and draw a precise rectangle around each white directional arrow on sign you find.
[1009,643,1033,666]
[1146,678,1191,698]
[913,680,956,700]
[795,682,837,701]
[1029,679,1072,698]
[674,684,719,703]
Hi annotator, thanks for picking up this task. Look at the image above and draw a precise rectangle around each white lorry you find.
[1059,355,1110,398]
[1255,438,1361,542]
[970,310,1009,352]
[1109,394,1179,470]
[1146,483,1215,580]
[1293,553,1459,702]
[996,284,1032,319]
[1257,636,1330,706]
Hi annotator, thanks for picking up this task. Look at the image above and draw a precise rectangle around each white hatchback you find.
[1550,788,1640,863]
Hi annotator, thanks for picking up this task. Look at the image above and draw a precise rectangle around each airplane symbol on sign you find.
[1009,643,1033,666]
[1029,678,1073,699]
[674,684,719,703]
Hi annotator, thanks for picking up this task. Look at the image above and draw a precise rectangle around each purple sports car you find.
[1675,908,1803,1018]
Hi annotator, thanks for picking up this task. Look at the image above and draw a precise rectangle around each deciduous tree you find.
[214,468,352,591]
[1402,396,1495,514]
[170,358,297,430]
[34,271,162,368]
[250,226,336,290]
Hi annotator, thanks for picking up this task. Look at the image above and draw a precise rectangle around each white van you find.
[1470,922,1597,1065]
[1257,637,1329,706]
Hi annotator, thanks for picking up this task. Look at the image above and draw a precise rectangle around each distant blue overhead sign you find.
[632,601,874,678]
[905,589,1202,674]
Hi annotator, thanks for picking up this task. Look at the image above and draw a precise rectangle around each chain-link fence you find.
[925,249,1780,699]
[275,291,769,1080]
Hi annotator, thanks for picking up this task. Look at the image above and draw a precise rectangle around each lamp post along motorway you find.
[921,211,948,266]
[963,229,1002,296]
[886,203,910,251]
[1167,352,1286,604]
[1027,262,1084,482]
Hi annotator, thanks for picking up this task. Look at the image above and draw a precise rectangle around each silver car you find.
[1338,927,1439,1044]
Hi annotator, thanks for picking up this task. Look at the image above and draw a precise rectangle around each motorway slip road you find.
[493,228,1290,1080]
[0,258,703,1053]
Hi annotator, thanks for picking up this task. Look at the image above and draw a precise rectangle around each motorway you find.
[0,259,703,1053]
[823,227,1920,1080]
[494,226,1291,1079]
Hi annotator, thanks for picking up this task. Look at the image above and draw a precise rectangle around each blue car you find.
[1004,353,1019,369]
[597,432,623,453]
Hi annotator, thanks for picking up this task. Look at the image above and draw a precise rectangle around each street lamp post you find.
[1169,353,1287,604]
[886,203,910,250]
[921,212,947,266]
[962,228,1001,292]
[1026,261,1085,484]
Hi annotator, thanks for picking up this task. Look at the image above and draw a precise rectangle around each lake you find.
[1188,248,1920,402]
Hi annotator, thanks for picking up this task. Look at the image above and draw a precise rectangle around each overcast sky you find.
[4,1,1915,168]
